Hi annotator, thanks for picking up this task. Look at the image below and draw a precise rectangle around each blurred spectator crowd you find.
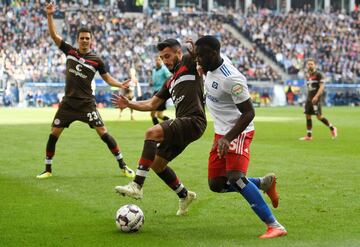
[0,0,279,90]
[1,0,359,107]
[232,7,360,83]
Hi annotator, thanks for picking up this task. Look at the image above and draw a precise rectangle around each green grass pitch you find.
[0,106,359,247]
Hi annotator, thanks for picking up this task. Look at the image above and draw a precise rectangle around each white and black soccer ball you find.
[115,204,144,233]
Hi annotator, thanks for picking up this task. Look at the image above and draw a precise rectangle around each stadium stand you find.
[0,0,359,107]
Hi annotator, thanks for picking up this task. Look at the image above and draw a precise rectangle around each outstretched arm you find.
[46,2,62,47]
[101,73,130,89]
[111,94,164,112]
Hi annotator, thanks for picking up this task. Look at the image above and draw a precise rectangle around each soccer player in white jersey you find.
[193,36,287,239]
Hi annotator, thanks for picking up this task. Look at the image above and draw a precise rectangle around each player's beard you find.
[308,67,315,73]
[170,56,181,73]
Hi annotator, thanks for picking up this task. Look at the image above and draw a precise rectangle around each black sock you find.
[45,164,52,173]
[152,117,159,125]
[45,134,58,172]
[156,167,188,198]
[306,119,312,137]
[320,117,334,130]
[162,116,170,121]
[101,133,126,168]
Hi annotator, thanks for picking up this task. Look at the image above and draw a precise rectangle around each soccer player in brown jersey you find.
[36,2,135,179]
[299,59,337,141]
[112,39,207,216]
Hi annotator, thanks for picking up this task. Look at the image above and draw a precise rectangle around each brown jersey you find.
[59,40,107,111]
[305,71,324,100]
[156,54,206,124]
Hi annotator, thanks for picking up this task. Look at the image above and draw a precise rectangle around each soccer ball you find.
[115,204,144,232]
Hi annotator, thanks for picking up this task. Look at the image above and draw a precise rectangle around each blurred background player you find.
[299,59,337,141]
[112,39,206,216]
[37,2,135,179]
[119,67,140,120]
[194,36,287,239]
[150,55,172,125]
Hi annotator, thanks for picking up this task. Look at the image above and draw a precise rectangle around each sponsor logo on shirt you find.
[69,68,87,78]
[76,64,83,72]
[231,84,243,96]
[173,95,184,107]
[206,94,219,102]
[212,81,218,89]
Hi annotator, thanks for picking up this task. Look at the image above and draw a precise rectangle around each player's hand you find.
[217,137,230,159]
[185,38,195,58]
[118,78,131,89]
[45,2,56,15]
[312,96,318,104]
[111,94,129,110]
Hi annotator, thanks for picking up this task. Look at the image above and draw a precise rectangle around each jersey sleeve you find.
[155,82,171,100]
[59,40,74,55]
[97,58,108,75]
[318,72,325,83]
[222,75,250,104]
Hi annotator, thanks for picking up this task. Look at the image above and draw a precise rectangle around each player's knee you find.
[316,115,323,120]
[96,126,107,136]
[227,172,246,186]
[144,126,163,141]
[208,179,224,193]
[145,128,159,140]
[51,128,63,137]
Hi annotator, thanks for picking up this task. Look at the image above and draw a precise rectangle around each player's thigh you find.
[157,117,204,162]
[225,131,255,174]
[208,148,226,180]
[52,105,77,128]
[316,102,322,116]
[79,109,105,129]
[157,142,186,162]
[304,101,315,115]
[160,117,203,146]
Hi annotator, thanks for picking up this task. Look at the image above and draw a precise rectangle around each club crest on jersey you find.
[231,84,243,96]
[212,81,218,89]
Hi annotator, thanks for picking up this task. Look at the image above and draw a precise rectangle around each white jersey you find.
[204,55,254,135]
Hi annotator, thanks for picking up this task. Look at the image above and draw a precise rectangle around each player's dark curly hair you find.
[157,39,181,51]
[195,35,221,52]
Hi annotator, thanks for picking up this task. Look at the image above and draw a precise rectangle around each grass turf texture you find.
[0,107,359,247]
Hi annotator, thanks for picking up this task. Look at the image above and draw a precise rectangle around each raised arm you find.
[46,2,62,47]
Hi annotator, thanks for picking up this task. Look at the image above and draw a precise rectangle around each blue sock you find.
[224,177,260,192]
[233,178,275,224]
[248,177,260,189]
